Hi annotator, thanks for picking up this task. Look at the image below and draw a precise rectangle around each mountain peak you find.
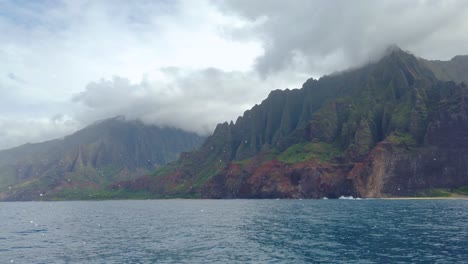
[0,117,206,200]
[381,45,416,63]
[383,44,412,57]
[370,45,438,85]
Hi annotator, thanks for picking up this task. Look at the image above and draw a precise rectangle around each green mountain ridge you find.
[113,47,468,199]
[421,55,468,83]
[2,47,467,200]
[0,117,205,200]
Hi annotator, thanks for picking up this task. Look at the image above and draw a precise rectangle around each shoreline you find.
[381,196,468,200]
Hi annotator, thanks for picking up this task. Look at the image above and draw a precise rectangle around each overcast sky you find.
[1,0,468,150]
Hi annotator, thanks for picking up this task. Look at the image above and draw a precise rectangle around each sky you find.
[1,0,468,150]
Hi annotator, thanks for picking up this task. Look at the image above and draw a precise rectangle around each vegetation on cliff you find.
[2,47,467,200]
[0,117,205,200]
[112,47,468,199]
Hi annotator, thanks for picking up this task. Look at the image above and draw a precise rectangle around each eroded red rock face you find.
[114,49,468,199]
[183,156,354,199]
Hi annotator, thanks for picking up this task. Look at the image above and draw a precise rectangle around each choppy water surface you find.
[1,199,467,263]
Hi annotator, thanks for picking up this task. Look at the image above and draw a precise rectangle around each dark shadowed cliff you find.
[115,47,468,199]
[0,117,205,200]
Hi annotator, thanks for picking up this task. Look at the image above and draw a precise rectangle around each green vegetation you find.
[422,56,468,83]
[52,187,154,200]
[2,48,468,201]
[354,118,374,155]
[387,131,416,148]
[0,166,17,191]
[232,149,279,169]
[417,186,468,197]
[51,186,202,200]
[389,102,412,130]
[232,158,252,168]
[193,163,221,187]
[454,186,468,195]
[0,117,205,200]
[277,142,341,164]
[310,102,339,142]
[417,188,452,197]
[153,163,178,177]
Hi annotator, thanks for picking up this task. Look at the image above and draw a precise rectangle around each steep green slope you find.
[114,47,468,199]
[421,55,468,83]
[0,117,205,200]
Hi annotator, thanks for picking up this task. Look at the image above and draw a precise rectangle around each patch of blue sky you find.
[0,0,63,28]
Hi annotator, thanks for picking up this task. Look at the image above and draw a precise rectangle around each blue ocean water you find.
[1,199,467,263]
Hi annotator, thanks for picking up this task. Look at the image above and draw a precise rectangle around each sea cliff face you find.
[353,83,468,197]
[2,48,467,200]
[114,48,468,199]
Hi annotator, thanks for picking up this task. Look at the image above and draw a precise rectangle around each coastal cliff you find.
[0,117,205,200]
[116,47,468,199]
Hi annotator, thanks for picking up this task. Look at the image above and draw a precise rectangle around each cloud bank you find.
[1,0,468,150]
[216,0,468,76]
[72,68,301,135]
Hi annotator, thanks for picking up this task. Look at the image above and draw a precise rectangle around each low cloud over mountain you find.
[1,0,468,150]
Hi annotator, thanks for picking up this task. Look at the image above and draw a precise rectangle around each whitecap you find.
[339,195,356,200]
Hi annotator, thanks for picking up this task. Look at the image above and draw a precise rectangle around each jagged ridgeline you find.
[0,117,205,200]
[116,47,468,199]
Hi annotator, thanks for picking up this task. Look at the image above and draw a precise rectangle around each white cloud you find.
[72,68,303,135]
[0,116,79,150]
[1,0,468,150]
[0,0,264,149]
[215,0,468,76]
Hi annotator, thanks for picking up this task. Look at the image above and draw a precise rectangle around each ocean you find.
[1,199,467,263]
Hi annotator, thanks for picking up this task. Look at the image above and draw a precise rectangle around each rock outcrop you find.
[115,47,468,199]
